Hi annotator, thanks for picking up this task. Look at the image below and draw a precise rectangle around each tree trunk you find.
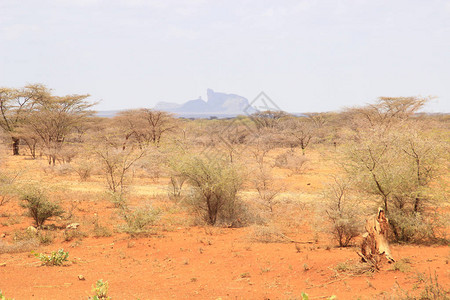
[12,137,20,155]
[414,197,420,212]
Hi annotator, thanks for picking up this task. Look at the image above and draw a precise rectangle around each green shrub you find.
[388,209,448,244]
[92,279,110,300]
[248,225,289,243]
[34,249,69,266]
[171,155,244,226]
[0,290,14,300]
[106,191,128,209]
[20,186,64,228]
[121,205,161,236]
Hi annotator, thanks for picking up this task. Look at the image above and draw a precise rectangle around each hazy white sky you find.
[1,0,449,112]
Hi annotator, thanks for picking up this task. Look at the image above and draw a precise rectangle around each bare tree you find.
[252,166,281,213]
[248,132,276,169]
[92,127,147,195]
[323,176,362,247]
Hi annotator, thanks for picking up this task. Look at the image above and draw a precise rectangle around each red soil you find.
[0,154,449,299]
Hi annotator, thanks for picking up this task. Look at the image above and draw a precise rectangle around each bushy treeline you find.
[1,84,448,244]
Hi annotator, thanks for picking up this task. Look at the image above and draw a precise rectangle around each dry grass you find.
[334,259,377,275]
[0,239,39,254]
[247,225,292,243]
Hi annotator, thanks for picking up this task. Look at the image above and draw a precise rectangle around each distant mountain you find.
[96,110,121,118]
[154,89,256,118]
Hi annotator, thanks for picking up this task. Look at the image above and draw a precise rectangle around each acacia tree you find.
[25,92,94,165]
[251,110,289,130]
[281,117,316,155]
[0,84,48,155]
[114,109,177,149]
[342,96,447,242]
[346,96,430,133]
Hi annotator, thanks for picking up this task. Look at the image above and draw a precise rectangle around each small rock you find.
[27,226,38,234]
[78,275,85,281]
[0,263,6,267]
[66,223,80,230]
[1,233,6,238]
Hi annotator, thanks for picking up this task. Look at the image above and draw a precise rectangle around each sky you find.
[1,0,449,113]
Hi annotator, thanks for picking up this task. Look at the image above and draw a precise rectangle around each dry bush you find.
[395,271,450,299]
[12,227,55,245]
[251,166,282,213]
[94,142,146,195]
[271,196,309,230]
[119,205,161,237]
[57,146,79,164]
[322,177,363,247]
[37,230,55,245]
[63,229,88,242]
[93,222,112,238]
[247,133,277,169]
[247,225,292,243]
[0,135,8,160]
[40,163,73,176]
[71,159,93,181]
[1,214,23,226]
[0,238,39,254]
[168,175,186,200]
[219,198,259,228]
[0,170,19,206]
[135,148,168,181]
[334,259,376,275]
[54,163,73,176]
[273,149,309,176]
